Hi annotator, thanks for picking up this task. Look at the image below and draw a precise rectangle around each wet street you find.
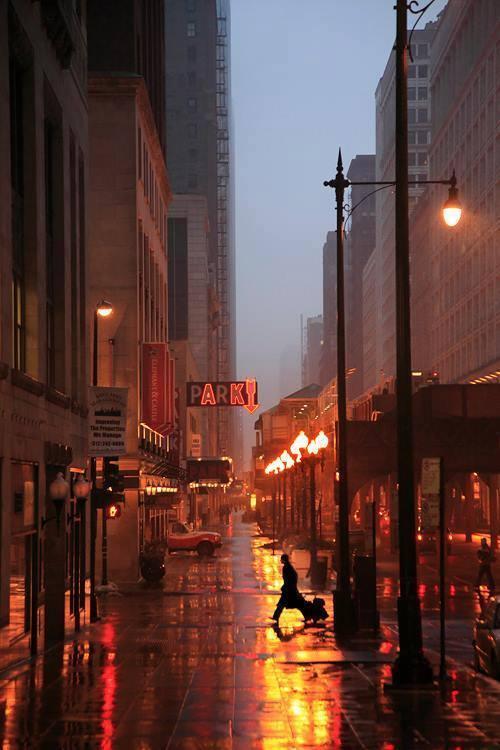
[1,516,500,749]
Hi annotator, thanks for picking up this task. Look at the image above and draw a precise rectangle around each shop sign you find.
[89,387,128,456]
[421,457,441,495]
[191,433,202,457]
[186,379,259,414]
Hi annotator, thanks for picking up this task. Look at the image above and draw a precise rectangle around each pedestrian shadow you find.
[272,623,305,642]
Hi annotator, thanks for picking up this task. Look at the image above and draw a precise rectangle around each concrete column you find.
[488,474,499,551]
[464,473,474,543]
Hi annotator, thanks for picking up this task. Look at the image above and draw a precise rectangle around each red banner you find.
[141,343,172,435]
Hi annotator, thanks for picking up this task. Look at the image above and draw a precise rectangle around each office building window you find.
[44,91,65,392]
[188,123,197,138]
[10,58,26,371]
[188,174,198,189]
[409,65,416,78]
[408,152,416,166]
[408,131,416,145]
[418,108,428,123]
[418,65,428,78]
[408,87,416,101]
[417,130,429,145]
[187,45,197,62]
[417,44,428,58]
[418,86,427,100]
[167,218,188,340]
[187,22,196,37]
[417,152,427,166]
[408,108,416,124]
[187,97,197,112]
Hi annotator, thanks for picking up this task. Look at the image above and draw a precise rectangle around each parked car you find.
[417,527,453,555]
[167,521,222,557]
[472,595,500,677]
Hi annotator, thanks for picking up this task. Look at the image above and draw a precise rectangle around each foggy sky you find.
[232,0,447,468]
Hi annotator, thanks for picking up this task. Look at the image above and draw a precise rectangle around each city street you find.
[1,515,500,749]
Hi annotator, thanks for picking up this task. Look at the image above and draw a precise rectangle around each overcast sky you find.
[231,0,447,467]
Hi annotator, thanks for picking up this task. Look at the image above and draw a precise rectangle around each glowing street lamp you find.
[442,171,462,227]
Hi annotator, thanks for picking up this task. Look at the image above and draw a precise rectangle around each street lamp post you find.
[324,0,462,673]
[90,300,113,622]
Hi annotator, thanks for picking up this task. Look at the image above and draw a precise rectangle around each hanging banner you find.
[89,387,128,456]
[141,343,173,435]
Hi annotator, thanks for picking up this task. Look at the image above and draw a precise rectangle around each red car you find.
[167,521,222,557]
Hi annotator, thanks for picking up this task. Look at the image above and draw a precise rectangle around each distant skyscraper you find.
[321,231,337,385]
[411,0,499,385]
[165,0,235,458]
[370,22,436,389]
[303,315,323,386]
[346,155,376,399]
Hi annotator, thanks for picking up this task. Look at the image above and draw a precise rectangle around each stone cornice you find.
[11,369,45,397]
[88,74,171,205]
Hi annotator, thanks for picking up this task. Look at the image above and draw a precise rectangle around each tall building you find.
[87,0,166,152]
[165,0,236,459]
[167,194,217,455]
[345,155,376,398]
[320,231,337,385]
[411,0,499,384]
[87,2,174,582]
[303,315,323,387]
[0,0,89,655]
[370,23,437,389]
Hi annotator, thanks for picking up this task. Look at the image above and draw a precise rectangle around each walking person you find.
[272,554,300,623]
[475,537,495,593]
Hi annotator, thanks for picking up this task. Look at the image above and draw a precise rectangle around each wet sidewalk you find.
[1,515,500,748]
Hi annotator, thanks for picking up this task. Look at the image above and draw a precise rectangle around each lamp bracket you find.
[407,1,438,62]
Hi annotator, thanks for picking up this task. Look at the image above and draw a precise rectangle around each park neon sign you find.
[187,379,259,414]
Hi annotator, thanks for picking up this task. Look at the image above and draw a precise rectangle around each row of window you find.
[408,152,428,167]
[409,130,429,145]
[408,86,428,101]
[9,44,85,397]
[408,107,429,124]
[138,224,168,345]
[137,126,167,250]
[408,64,428,79]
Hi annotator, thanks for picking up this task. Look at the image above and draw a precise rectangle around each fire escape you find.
[216,0,230,456]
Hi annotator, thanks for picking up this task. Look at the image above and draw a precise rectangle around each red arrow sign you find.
[244,378,259,414]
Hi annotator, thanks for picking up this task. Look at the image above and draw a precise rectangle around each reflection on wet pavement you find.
[0,516,499,748]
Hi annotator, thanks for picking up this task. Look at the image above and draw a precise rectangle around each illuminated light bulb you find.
[315,430,329,450]
[442,172,462,227]
[96,299,113,317]
[307,440,318,456]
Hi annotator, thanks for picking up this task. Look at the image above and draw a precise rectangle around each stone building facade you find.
[411,0,499,385]
[88,75,172,583]
[0,0,90,656]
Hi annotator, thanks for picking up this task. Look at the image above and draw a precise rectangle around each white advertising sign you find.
[421,496,439,528]
[191,433,202,457]
[89,387,128,456]
[421,457,441,495]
